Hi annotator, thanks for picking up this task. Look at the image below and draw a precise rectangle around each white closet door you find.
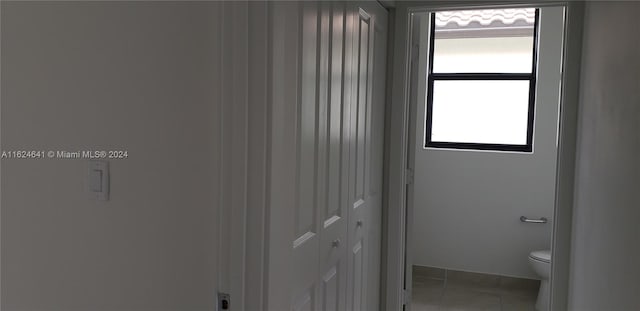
[267,2,387,310]
[345,2,387,311]
[318,2,349,311]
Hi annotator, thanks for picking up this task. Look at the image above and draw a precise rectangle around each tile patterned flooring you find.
[411,266,540,311]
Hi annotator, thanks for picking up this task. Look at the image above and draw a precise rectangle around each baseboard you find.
[413,265,540,292]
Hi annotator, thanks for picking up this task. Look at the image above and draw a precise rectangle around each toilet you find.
[528,250,551,311]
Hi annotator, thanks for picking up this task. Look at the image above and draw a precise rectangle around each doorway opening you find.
[410,6,557,310]
[384,2,583,311]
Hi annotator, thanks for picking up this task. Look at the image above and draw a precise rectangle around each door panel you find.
[347,6,374,311]
[292,4,321,309]
[297,1,319,239]
[327,2,345,223]
[293,290,315,311]
[267,1,387,310]
[321,265,339,310]
[355,10,370,205]
[351,240,365,311]
[319,2,349,311]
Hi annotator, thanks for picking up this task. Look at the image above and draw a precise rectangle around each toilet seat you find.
[529,250,551,263]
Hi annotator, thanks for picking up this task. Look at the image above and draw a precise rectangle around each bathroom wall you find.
[1,2,228,310]
[411,7,565,279]
[569,2,640,309]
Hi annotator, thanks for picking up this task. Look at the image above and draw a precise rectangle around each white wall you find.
[411,7,565,279]
[569,2,640,309]
[1,2,226,310]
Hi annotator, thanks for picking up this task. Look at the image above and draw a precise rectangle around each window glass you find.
[425,8,538,152]
[432,9,535,73]
[430,80,531,145]
[433,37,534,73]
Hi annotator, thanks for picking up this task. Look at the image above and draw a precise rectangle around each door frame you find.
[383,1,585,310]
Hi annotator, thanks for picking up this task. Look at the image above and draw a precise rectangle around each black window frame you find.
[425,9,540,153]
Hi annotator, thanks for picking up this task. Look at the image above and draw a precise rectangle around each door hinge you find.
[405,169,414,185]
[217,292,230,311]
[403,289,412,305]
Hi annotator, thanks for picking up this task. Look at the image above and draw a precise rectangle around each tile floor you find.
[411,266,540,311]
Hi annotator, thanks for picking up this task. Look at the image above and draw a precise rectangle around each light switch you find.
[88,160,109,201]
[90,169,102,192]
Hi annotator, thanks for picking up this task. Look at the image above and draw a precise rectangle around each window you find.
[425,8,539,152]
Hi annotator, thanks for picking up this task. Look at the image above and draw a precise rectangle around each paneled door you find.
[345,2,388,311]
[267,1,387,310]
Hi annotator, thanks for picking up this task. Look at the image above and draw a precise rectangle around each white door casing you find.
[267,1,387,310]
[366,2,388,310]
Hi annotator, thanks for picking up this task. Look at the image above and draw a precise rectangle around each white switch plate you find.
[88,160,109,201]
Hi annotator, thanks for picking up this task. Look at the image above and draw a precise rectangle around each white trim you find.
[220,2,272,309]
[245,2,270,310]
[384,3,413,309]
[549,2,584,310]
[220,2,250,310]
[384,1,583,310]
